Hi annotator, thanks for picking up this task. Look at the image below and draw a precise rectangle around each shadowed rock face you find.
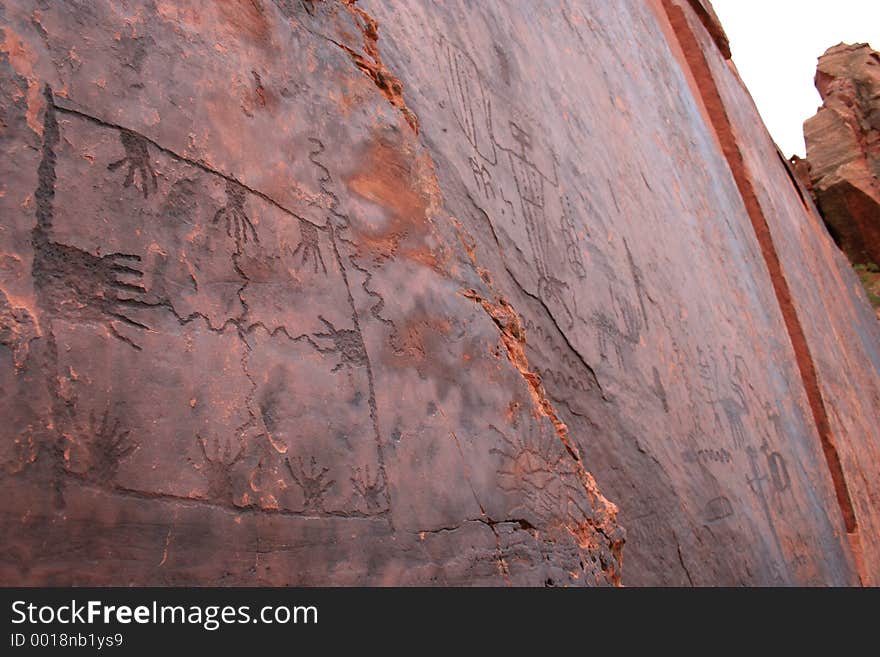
[801,43,880,266]
[0,0,878,586]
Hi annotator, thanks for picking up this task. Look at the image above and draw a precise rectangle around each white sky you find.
[710,0,880,156]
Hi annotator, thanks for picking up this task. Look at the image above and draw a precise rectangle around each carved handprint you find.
[32,240,154,350]
[191,434,245,504]
[32,87,158,350]
[288,218,327,275]
[286,456,334,512]
[108,129,158,198]
[85,408,137,482]
[311,316,367,373]
[87,250,153,347]
[351,464,387,512]
[213,180,257,248]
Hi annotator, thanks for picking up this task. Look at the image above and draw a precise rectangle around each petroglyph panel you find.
[3,0,878,587]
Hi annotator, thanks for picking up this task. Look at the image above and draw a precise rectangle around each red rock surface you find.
[0,0,878,586]
[801,43,880,265]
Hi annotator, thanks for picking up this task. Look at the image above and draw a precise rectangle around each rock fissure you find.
[316,1,420,133]
[459,287,623,582]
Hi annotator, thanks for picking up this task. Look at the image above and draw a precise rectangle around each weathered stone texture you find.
[0,0,878,585]
[802,43,880,266]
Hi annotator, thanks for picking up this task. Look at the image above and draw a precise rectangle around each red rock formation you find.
[788,155,815,197]
[801,43,880,265]
[0,0,879,586]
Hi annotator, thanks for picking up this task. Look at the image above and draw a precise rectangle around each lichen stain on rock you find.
[345,134,442,270]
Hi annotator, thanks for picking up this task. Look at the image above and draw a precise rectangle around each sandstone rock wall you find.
[1,0,878,585]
